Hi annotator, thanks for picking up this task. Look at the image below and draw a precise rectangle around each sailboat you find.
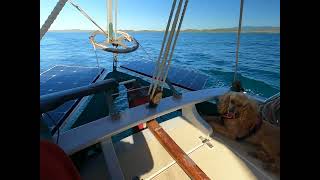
[40,0,280,179]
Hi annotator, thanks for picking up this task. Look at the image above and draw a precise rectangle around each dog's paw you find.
[251,149,274,163]
[248,151,259,159]
[248,149,268,160]
[263,163,280,174]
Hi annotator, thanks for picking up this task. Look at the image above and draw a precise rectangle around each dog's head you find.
[217,92,259,138]
[218,92,252,116]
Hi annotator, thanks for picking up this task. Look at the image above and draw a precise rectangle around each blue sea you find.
[40,32,279,98]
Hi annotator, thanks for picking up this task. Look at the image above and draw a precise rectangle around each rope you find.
[148,0,177,95]
[233,0,244,82]
[90,39,100,69]
[151,0,184,97]
[161,0,189,90]
[69,0,108,37]
[150,0,185,98]
[94,48,100,69]
[153,0,184,92]
[139,42,155,62]
[40,0,69,40]
[111,86,149,96]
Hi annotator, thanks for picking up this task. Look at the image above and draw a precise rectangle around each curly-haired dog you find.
[204,92,280,173]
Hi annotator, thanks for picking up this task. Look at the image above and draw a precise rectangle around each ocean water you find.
[40,32,279,98]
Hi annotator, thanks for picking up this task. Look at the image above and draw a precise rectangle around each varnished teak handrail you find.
[147,119,210,180]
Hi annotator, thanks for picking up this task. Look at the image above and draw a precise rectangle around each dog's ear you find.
[217,93,231,114]
[237,100,259,137]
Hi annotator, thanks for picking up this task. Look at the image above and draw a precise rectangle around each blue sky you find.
[40,0,280,30]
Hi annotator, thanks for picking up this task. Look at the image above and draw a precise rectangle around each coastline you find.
[48,27,280,34]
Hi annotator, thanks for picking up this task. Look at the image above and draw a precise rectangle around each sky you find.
[40,0,280,30]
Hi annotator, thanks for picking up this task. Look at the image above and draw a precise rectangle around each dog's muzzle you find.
[223,112,236,119]
[228,106,236,113]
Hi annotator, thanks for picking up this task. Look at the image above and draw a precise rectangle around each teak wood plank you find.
[147,119,210,180]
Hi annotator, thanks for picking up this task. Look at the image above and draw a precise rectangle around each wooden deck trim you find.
[147,119,210,180]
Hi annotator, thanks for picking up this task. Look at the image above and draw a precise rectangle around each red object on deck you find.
[129,96,149,107]
[40,140,81,180]
[137,123,145,129]
[129,96,149,131]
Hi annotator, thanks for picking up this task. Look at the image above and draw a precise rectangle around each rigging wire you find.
[148,0,178,95]
[233,0,244,82]
[150,0,184,98]
[139,42,155,62]
[94,48,100,69]
[149,0,187,98]
[69,0,109,37]
[40,0,69,40]
[161,0,189,90]
[111,86,150,96]
[90,38,101,69]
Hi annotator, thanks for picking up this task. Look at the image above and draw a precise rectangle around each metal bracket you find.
[113,53,118,71]
[165,78,182,98]
[199,136,213,148]
[105,91,120,120]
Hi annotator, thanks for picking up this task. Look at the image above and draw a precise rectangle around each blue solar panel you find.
[120,61,209,91]
[40,65,104,133]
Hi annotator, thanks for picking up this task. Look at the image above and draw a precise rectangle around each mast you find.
[114,0,117,39]
[107,0,114,42]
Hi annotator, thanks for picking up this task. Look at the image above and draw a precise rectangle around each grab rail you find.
[56,87,229,155]
[40,78,118,114]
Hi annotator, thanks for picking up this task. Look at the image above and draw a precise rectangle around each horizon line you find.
[48,26,280,31]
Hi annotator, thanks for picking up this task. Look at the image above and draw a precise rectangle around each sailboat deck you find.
[114,116,278,180]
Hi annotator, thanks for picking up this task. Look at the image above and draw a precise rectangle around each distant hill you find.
[49,29,94,32]
[49,26,279,33]
[182,26,279,33]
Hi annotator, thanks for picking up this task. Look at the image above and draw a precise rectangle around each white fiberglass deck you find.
[113,116,278,180]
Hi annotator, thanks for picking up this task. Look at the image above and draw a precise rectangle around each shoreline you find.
[48,30,280,34]
[48,27,280,34]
